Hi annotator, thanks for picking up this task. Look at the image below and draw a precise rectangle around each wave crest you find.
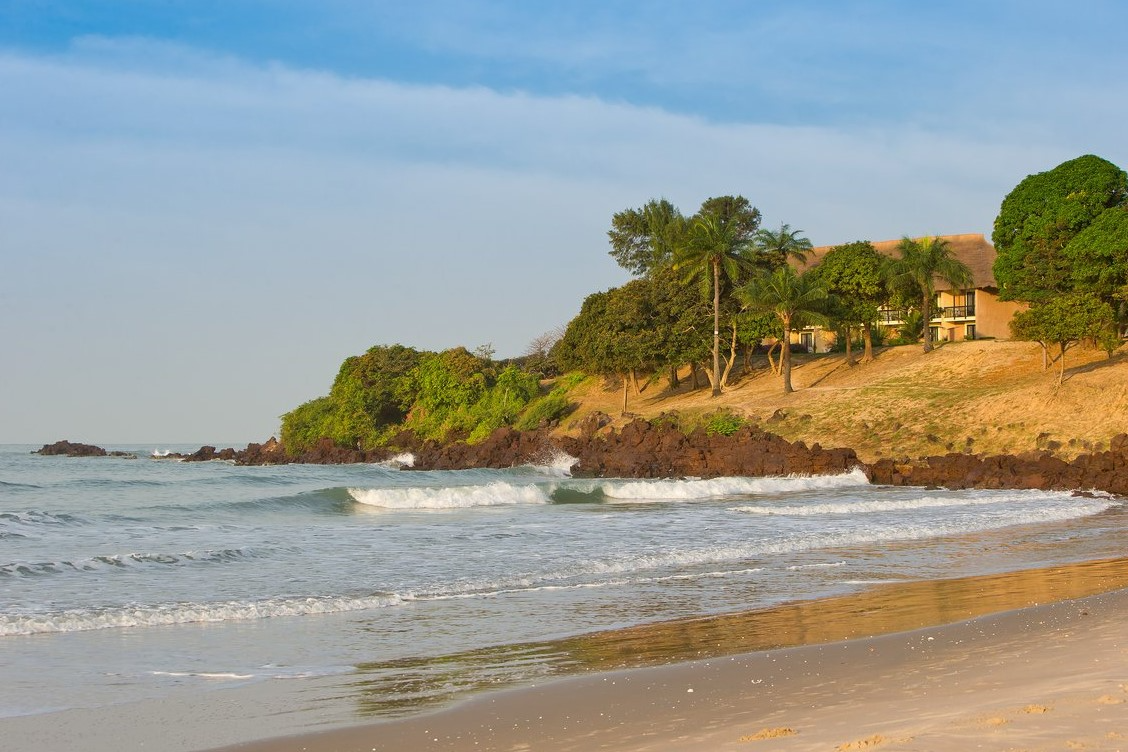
[0,593,403,636]
[349,481,551,510]
[599,467,871,501]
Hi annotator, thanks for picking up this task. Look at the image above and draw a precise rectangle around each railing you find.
[877,305,975,325]
[937,305,975,319]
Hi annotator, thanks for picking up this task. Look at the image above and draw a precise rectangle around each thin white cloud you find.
[0,38,1124,442]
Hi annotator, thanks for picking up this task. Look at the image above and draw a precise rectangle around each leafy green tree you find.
[753,223,813,268]
[607,198,688,276]
[1010,292,1116,385]
[887,236,973,353]
[553,280,664,411]
[738,265,830,393]
[807,240,887,363]
[1064,205,1128,306]
[674,196,762,396]
[993,155,1128,302]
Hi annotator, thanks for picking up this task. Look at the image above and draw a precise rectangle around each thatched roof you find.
[798,233,999,292]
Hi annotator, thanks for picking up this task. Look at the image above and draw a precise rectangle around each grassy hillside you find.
[555,340,1128,463]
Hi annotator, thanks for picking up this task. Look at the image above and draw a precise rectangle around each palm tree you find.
[888,236,974,353]
[674,214,755,397]
[753,223,813,267]
[738,265,830,393]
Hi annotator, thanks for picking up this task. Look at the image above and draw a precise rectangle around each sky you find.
[1,1,1126,444]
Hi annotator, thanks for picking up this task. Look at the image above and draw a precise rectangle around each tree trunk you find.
[767,342,781,375]
[921,292,933,353]
[691,363,701,390]
[622,376,629,412]
[720,321,739,388]
[782,321,794,392]
[668,365,680,389]
[862,324,874,363]
[1058,343,1067,386]
[711,260,722,397]
[844,325,855,365]
[630,368,642,395]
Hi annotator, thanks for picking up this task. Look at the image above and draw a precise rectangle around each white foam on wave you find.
[0,593,403,636]
[523,450,579,478]
[601,467,871,501]
[151,671,254,680]
[378,452,415,468]
[349,481,550,510]
[733,488,1100,516]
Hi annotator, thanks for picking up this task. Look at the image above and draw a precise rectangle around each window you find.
[966,324,976,340]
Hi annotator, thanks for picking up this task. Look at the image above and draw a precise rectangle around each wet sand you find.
[216,559,1128,752]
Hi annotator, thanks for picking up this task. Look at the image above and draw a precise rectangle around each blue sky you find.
[2,1,1126,443]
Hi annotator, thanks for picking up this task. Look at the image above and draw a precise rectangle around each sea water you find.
[0,444,1124,748]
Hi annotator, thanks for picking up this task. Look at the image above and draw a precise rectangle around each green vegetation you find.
[281,345,569,454]
[806,240,887,363]
[993,154,1128,304]
[703,409,748,436]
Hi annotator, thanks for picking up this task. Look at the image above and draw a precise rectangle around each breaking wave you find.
[0,592,404,636]
[594,467,871,502]
[349,481,551,509]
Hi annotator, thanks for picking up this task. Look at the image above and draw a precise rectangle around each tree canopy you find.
[675,197,762,396]
[607,198,688,276]
[992,154,1128,303]
[807,240,887,363]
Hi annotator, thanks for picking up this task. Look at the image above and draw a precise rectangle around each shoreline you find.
[211,558,1128,752]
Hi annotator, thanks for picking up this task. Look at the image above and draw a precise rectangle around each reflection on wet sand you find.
[350,556,1128,717]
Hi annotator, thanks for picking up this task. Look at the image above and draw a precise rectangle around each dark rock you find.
[35,440,107,457]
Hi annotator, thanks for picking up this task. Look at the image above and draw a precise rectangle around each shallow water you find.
[0,444,1124,744]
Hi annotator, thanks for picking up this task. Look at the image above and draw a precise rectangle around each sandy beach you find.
[214,561,1128,752]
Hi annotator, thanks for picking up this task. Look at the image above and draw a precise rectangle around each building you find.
[795,233,1026,352]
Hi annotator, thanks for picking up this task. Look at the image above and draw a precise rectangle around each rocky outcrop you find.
[559,420,859,478]
[865,433,1128,495]
[374,420,860,479]
[35,440,108,457]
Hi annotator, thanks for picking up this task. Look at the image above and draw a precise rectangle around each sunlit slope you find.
[556,340,1128,463]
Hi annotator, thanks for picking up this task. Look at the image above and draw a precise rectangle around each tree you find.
[554,281,664,411]
[738,265,830,393]
[993,155,1128,303]
[887,236,973,353]
[753,223,813,268]
[1010,293,1116,385]
[607,198,687,276]
[674,197,761,396]
[807,240,887,363]
[1064,205,1128,308]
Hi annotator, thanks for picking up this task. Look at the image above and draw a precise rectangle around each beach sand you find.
[215,562,1128,752]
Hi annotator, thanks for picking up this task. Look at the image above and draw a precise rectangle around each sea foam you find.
[348,481,551,509]
[0,593,404,636]
[599,467,871,501]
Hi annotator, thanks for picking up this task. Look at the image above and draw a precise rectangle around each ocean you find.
[1,443,1125,750]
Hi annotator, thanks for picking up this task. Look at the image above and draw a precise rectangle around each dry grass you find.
[555,340,1128,463]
